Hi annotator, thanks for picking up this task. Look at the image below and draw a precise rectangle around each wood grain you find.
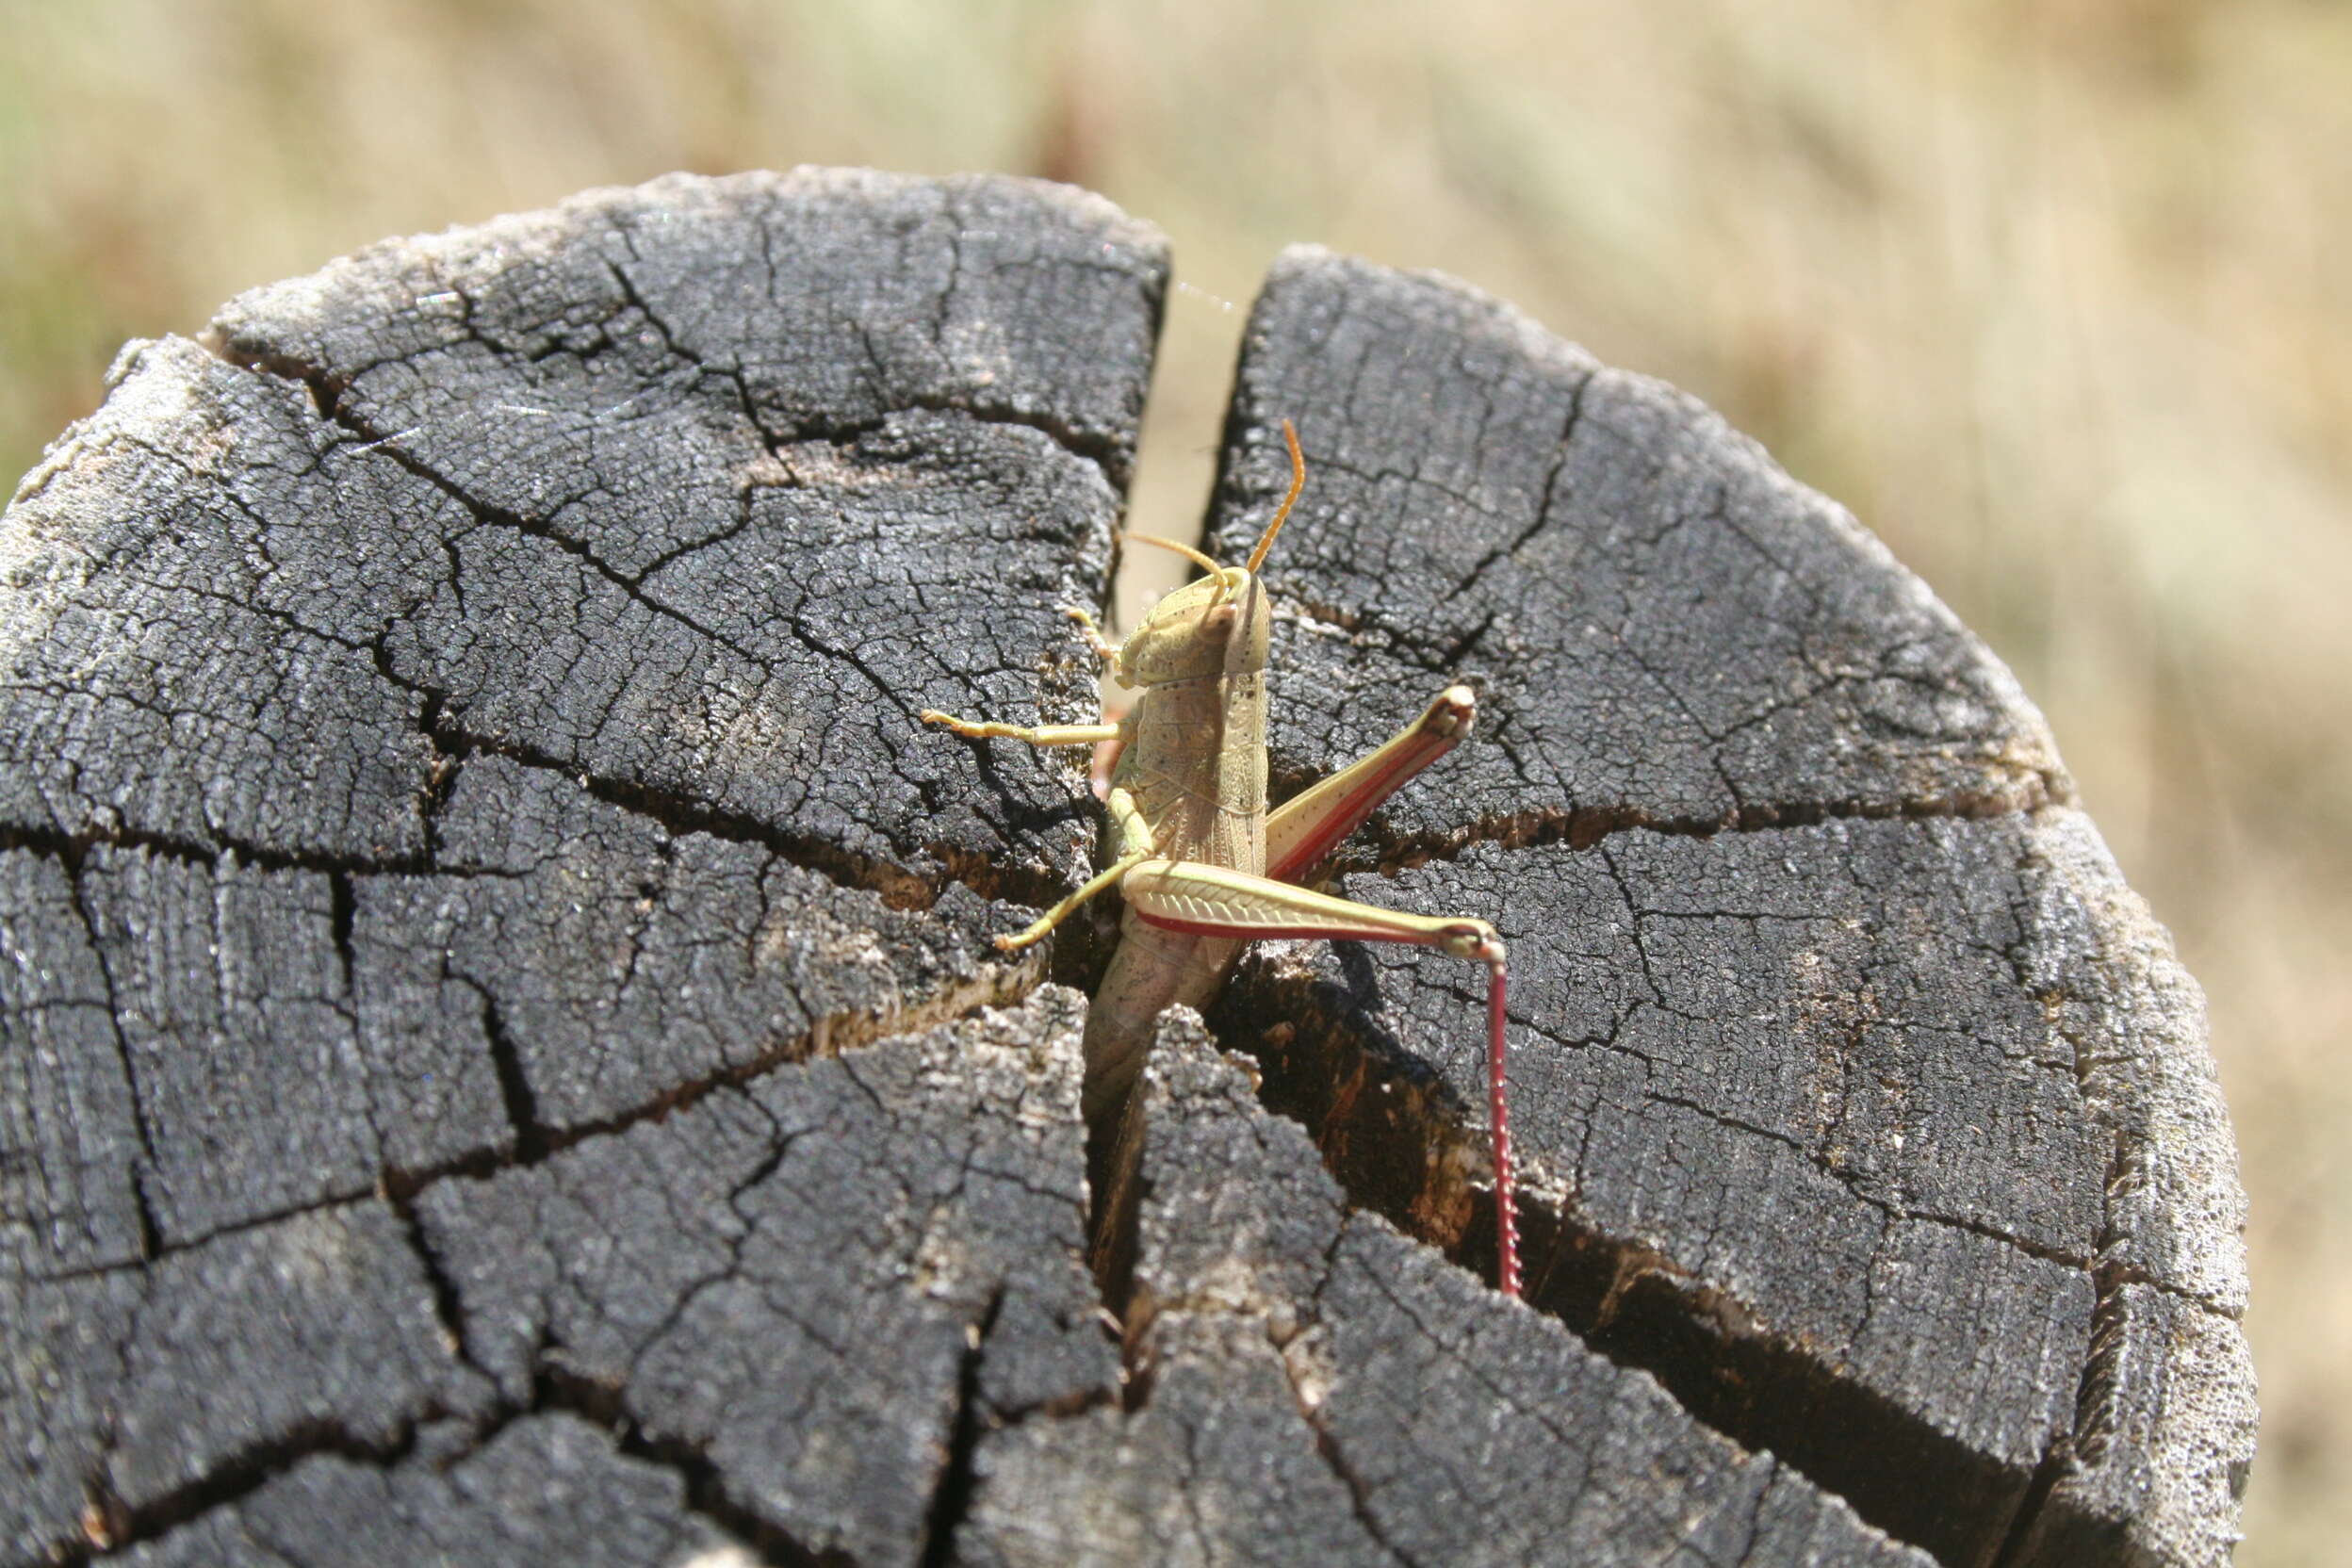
[0,173,2250,1566]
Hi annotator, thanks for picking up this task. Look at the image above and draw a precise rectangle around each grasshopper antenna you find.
[1119,418,1298,605]
[1245,418,1306,576]
[1121,532,1238,598]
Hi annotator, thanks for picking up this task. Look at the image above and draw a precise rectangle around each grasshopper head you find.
[1110,420,1303,692]
[1115,565,1268,688]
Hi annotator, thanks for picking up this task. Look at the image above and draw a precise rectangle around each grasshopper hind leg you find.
[1117,858,1524,1298]
[1266,685,1478,883]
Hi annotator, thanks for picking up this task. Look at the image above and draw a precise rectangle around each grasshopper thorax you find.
[1113,419,1305,692]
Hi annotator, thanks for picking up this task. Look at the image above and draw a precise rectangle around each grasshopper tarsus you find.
[1482,945,1523,1298]
[1064,605,1119,660]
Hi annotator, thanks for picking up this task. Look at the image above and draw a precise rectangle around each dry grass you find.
[4,2,2344,1556]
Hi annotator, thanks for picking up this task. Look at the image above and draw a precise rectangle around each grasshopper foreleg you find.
[1063,605,1121,661]
[919,710,1120,747]
[920,711,1142,946]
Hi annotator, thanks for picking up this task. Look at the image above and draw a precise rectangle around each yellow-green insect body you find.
[923,423,1523,1296]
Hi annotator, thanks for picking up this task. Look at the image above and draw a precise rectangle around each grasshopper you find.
[922,423,1521,1297]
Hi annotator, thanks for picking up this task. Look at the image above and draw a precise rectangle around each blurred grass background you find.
[2,1,2342,1556]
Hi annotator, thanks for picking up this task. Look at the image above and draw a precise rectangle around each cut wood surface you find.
[0,171,2253,1566]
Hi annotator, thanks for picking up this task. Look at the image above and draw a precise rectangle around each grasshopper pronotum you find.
[923,422,1521,1297]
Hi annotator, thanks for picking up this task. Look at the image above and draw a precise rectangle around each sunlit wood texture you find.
[0,173,2250,1567]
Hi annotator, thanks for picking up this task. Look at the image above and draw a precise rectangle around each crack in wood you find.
[1286,770,2073,888]
[1205,964,2008,1566]
[522,1365,821,1568]
[917,1286,1004,1568]
[66,1416,433,1565]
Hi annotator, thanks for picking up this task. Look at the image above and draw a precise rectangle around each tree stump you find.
[0,172,2254,1566]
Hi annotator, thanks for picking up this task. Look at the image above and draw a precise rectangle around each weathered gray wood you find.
[1201,249,2255,1565]
[2,168,1152,1565]
[0,175,2251,1567]
[5,1202,496,1561]
[118,1415,748,1568]
[958,1010,1931,1566]
[1209,247,2065,843]
[415,986,1114,1565]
